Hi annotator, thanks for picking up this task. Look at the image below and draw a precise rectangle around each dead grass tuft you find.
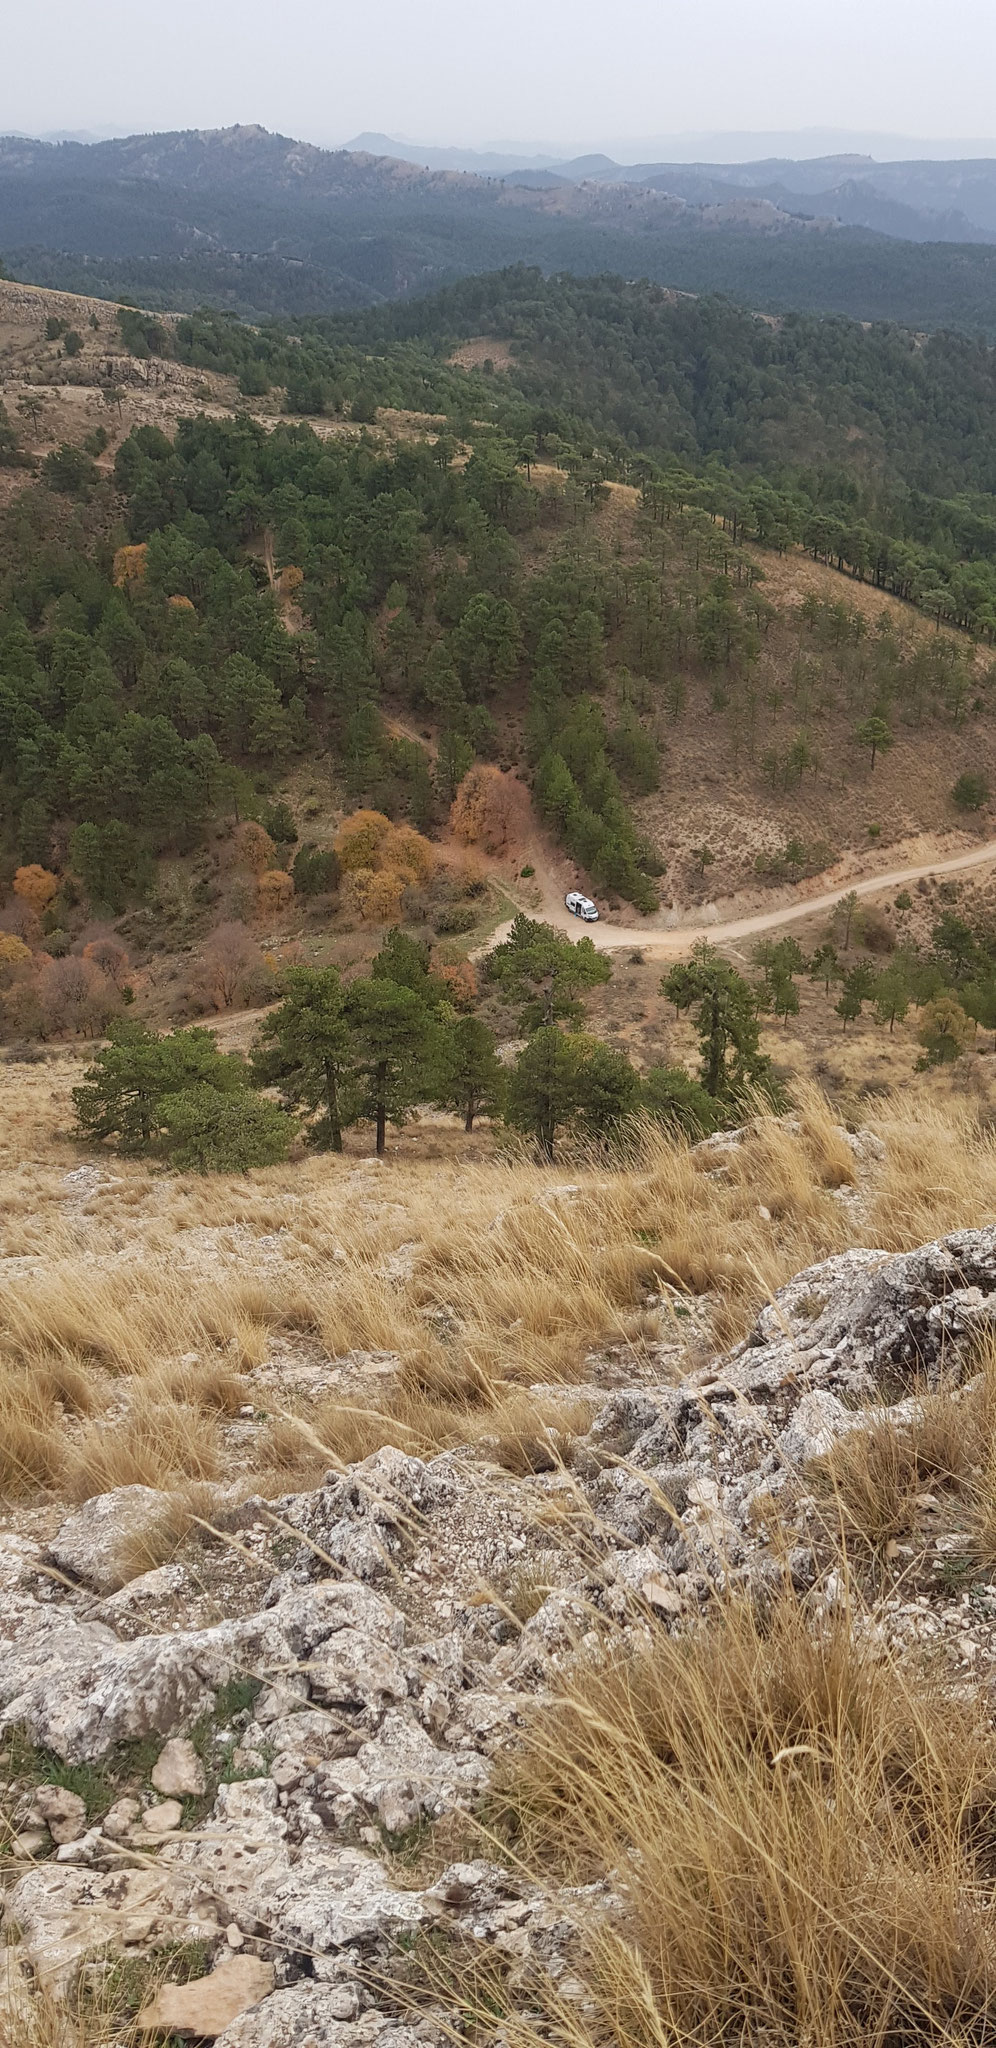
[486,1588,996,2048]
[64,1400,220,1501]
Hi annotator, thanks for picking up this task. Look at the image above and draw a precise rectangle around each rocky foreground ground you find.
[4,1206,996,2045]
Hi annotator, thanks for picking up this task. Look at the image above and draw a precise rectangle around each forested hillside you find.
[6,270,996,1073]
[176,273,996,635]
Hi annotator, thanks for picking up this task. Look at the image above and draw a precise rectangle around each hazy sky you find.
[5,0,996,151]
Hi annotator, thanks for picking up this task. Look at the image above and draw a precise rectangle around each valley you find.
[7,209,996,2047]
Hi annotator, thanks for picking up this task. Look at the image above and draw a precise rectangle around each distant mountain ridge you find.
[7,124,996,333]
[346,132,996,244]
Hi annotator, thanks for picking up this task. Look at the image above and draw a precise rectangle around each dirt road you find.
[486,836,996,960]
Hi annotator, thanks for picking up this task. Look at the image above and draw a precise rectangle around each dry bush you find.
[190,920,267,1010]
[866,1096,996,1249]
[232,820,276,874]
[0,1369,69,1498]
[810,1375,982,1551]
[81,936,130,986]
[7,1090,996,1508]
[114,1480,221,1580]
[0,1269,161,1375]
[0,894,40,941]
[256,867,294,921]
[65,1399,220,1500]
[487,1589,996,2048]
[436,959,478,1010]
[449,764,529,855]
[254,1379,593,1492]
[37,955,119,1038]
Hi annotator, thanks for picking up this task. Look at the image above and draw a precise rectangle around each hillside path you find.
[485,835,996,960]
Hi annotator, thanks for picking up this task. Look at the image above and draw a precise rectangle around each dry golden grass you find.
[481,1588,996,2048]
[3,1082,996,1511]
[811,1332,996,1562]
[254,1381,595,1490]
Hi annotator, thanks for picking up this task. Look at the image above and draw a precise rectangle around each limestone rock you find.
[49,1486,171,1595]
[33,1785,87,1845]
[214,1990,413,2047]
[138,1955,274,2038]
[101,1797,142,1841]
[777,1390,863,1466]
[152,1737,207,1798]
[140,1799,184,1836]
[6,1863,224,1997]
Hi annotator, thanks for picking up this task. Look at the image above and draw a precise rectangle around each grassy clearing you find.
[3,1087,996,1510]
[476,1587,996,2048]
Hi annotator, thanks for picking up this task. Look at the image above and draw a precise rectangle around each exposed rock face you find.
[5,1222,996,2040]
[49,1485,171,1594]
[6,1864,226,1996]
[215,1995,421,2048]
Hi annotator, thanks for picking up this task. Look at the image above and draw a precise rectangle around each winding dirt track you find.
[488,837,996,960]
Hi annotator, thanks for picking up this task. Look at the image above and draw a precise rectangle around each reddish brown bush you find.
[256,869,295,921]
[233,821,277,875]
[38,956,119,1037]
[82,938,130,987]
[436,960,479,1011]
[192,922,267,1011]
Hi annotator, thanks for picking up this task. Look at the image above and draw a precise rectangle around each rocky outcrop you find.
[49,1484,171,1594]
[5,1223,996,2041]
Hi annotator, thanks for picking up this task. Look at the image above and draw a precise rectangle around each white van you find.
[565,891,599,922]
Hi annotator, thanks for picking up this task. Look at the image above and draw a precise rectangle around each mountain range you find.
[349,134,996,244]
[7,125,996,331]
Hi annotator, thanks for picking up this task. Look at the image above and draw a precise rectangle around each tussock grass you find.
[484,1588,996,2048]
[64,1400,221,1502]
[866,1095,996,1251]
[811,1333,996,1561]
[4,1089,996,1507]
[254,1380,595,1490]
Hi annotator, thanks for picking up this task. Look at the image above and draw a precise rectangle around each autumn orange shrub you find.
[341,866,405,925]
[449,765,528,855]
[233,821,277,874]
[278,564,304,596]
[335,810,395,872]
[112,543,147,589]
[391,823,436,883]
[256,869,295,920]
[436,959,478,1011]
[168,594,195,612]
[12,865,58,916]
